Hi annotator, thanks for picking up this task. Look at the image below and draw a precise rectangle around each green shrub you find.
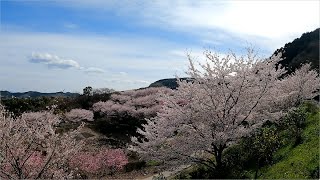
[259,104,319,179]
[146,160,162,167]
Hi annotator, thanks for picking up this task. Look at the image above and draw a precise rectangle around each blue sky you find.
[0,0,319,92]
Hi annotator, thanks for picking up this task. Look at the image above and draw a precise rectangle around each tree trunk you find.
[213,144,226,170]
[254,159,260,179]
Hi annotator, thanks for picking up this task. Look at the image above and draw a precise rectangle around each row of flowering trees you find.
[90,87,172,142]
[0,104,128,179]
[130,49,319,171]
[61,87,172,124]
[93,87,172,119]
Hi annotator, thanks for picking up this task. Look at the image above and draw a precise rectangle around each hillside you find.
[259,108,319,178]
[274,28,319,74]
[0,90,79,99]
[149,78,193,89]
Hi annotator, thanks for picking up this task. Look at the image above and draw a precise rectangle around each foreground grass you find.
[259,109,319,179]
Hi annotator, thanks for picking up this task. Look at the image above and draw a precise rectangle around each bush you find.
[280,106,308,146]
[124,161,146,172]
[69,148,128,178]
[146,160,162,167]
[260,107,319,179]
[90,114,146,145]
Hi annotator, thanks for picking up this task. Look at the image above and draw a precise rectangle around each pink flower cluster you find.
[69,148,128,176]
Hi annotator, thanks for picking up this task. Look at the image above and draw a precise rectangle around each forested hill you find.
[274,28,319,74]
[150,28,320,89]
[149,78,193,89]
[0,91,79,99]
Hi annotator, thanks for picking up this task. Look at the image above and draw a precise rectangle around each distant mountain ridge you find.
[150,28,320,89]
[149,78,194,89]
[0,91,79,99]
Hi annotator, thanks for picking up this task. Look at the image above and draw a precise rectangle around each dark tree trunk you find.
[212,143,226,170]
[254,159,260,179]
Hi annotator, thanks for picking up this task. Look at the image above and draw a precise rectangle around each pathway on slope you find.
[140,165,191,180]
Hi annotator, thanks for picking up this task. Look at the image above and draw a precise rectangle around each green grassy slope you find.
[259,108,319,179]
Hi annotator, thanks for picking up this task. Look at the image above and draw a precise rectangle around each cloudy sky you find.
[0,0,319,92]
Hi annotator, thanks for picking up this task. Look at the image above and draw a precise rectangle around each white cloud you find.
[54,0,319,51]
[29,52,106,75]
[30,52,81,69]
[84,67,105,74]
[220,1,319,38]
[145,1,318,50]
[142,1,319,37]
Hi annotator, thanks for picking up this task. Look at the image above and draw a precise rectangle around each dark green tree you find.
[83,86,93,96]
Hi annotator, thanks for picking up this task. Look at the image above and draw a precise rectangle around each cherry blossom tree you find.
[131,49,320,170]
[65,108,94,122]
[275,63,319,105]
[93,87,172,119]
[69,148,128,178]
[0,104,84,179]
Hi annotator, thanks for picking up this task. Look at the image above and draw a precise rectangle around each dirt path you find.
[140,165,191,180]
